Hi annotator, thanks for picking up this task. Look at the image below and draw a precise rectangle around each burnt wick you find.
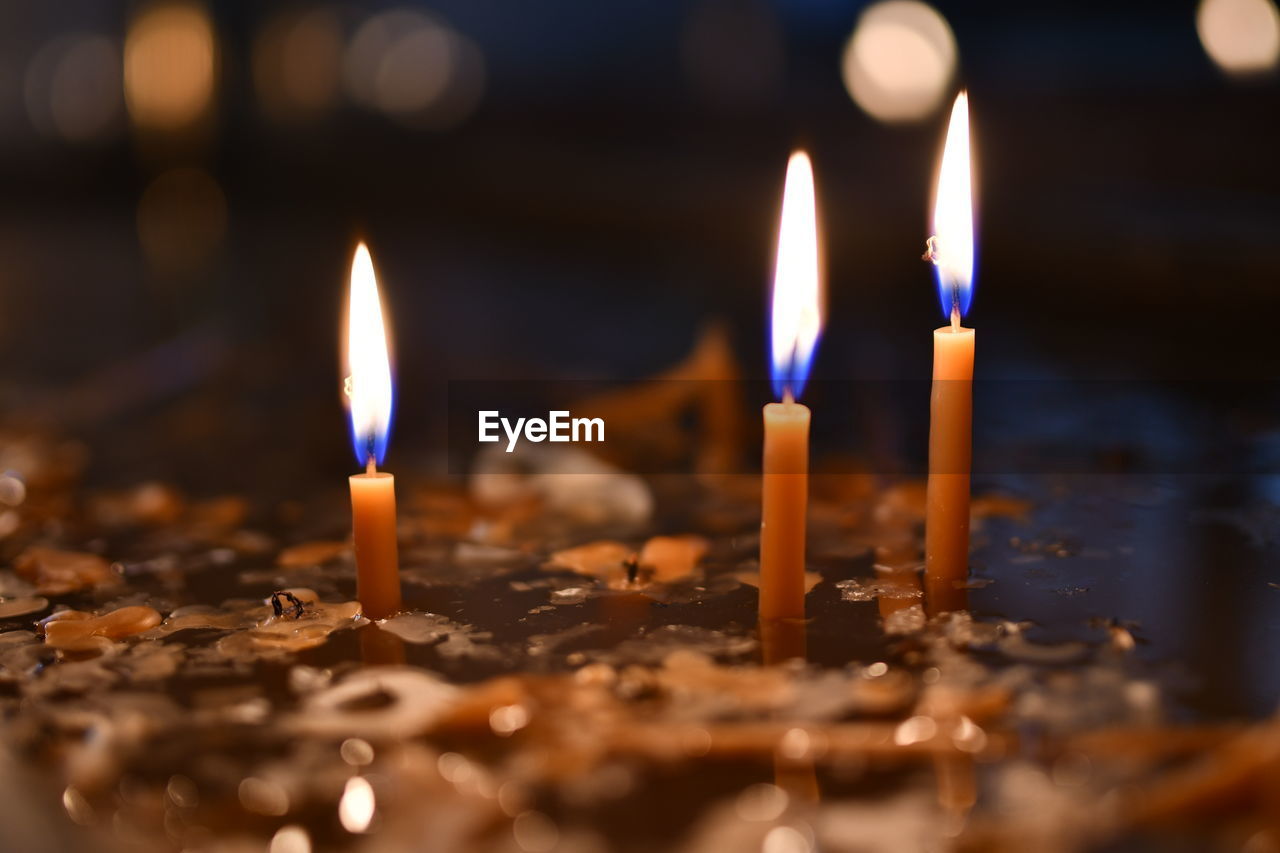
[624,556,640,585]
[271,590,307,619]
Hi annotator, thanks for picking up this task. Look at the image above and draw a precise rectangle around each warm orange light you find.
[345,244,394,466]
[769,151,823,400]
[929,92,974,319]
[841,0,957,124]
[124,2,216,130]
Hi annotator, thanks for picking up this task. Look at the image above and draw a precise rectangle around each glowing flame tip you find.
[770,150,823,400]
[930,91,975,321]
[345,242,394,467]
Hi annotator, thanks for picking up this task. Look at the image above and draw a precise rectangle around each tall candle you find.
[760,397,809,622]
[760,151,822,624]
[345,243,401,620]
[924,93,976,605]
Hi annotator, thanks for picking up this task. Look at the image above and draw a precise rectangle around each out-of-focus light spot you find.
[339,737,374,766]
[436,751,474,784]
[893,714,938,745]
[950,715,987,753]
[124,2,217,131]
[62,787,94,825]
[338,776,375,833]
[763,825,812,853]
[25,34,122,143]
[253,8,343,123]
[166,775,198,808]
[0,473,26,507]
[735,783,789,821]
[488,703,530,736]
[238,776,289,816]
[137,168,227,275]
[841,0,956,124]
[269,825,311,853]
[1197,0,1280,74]
[343,9,485,129]
[779,727,813,760]
[681,0,784,109]
[512,810,559,852]
[376,25,452,113]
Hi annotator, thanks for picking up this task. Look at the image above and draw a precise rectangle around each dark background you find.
[0,0,1276,490]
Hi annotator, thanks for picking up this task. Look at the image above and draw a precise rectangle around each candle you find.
[760,151,823,624]
[345,243,401,620]
[924,93,976,605]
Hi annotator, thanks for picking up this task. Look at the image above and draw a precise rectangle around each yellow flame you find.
[345,243,393,463]
[770,150,822,396]
[930,92,973,301]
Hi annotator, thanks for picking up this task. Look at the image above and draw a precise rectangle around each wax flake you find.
[14,547,119,595]
[379,612,458,644]
[141,589,363,660]
[0,596,49,618]
[883,604,926,636]
[836,577,924,602]
[42,605,163,652]
[526,624,605,657]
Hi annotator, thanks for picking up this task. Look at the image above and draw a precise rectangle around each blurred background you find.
[0,0,1277,491]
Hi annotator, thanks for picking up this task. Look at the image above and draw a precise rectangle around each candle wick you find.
[950,303,961,333]
[782,388,795,406]
[366,457,377,476]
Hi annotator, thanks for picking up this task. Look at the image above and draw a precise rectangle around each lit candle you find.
[345,243,401,620]
[923,93,976,605]
[760,151,823,624]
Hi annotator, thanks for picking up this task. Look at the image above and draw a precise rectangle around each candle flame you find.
[345,242,394,467]
[770,150,823,401]
[929,91,975,320]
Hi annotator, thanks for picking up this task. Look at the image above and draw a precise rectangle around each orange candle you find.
[760,151,823,624]
[345,243,401,620]
[924,93,976,605]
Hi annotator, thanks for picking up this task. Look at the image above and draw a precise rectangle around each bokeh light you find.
[124,2,217,131]
[337,776,375,833]
[24,34,122,143]
[1197,0,1280,75]
[253,7,344,123]
[136,168,227,275]
[343,8,485,129]
[841,0,956,124]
